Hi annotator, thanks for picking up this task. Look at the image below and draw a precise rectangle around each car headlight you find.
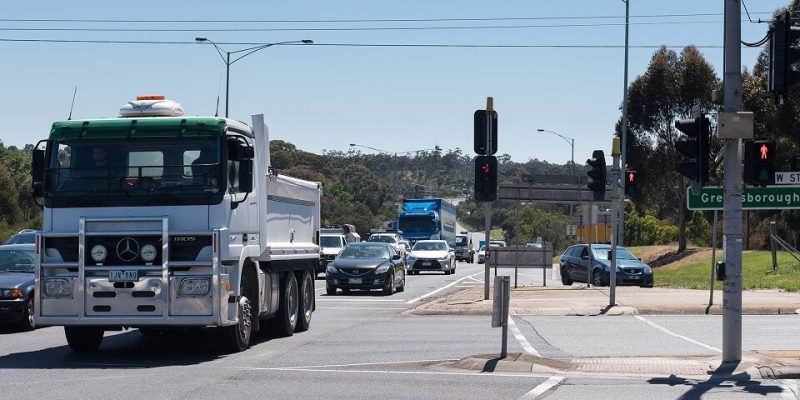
[90,245,107,263]
[0,288,24,298]
[140,244,157,262]
[439,256,450,262]
[407,256,415,263]
[643,266,652,274]
[327,264,338,274]
[44,278,72,297]
[375,264,391,274]
[179,278,210,296]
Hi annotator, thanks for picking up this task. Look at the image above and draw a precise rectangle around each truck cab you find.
[31,96,321,353]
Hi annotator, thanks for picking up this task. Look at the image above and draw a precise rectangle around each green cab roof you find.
[49,117,229,141]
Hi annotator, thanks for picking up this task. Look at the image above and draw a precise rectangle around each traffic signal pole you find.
[722,0,743,363]
[484,97,494,301]
[609,138,621,306]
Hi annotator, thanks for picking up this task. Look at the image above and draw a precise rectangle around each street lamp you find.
[349,143,442,204]
[537,128,577,235]
[195,37,313,118]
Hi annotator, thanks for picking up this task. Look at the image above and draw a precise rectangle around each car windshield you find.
[339,245,390,259]
[592,247,637,260]
[413,242,447,251]
[0,249,35,272]
[368,235,396,244]
[44,137,223,207]
[455,236,468,246]
[320,236,344,248]
[4,233,35,245]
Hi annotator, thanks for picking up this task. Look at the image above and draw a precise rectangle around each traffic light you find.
[474,110,498,155]
[624,170,638,197]
[744,140,776,187]
[585,150,606,201]
[674,115,711,186]
[768,11,800,96]
[474,155,498,202]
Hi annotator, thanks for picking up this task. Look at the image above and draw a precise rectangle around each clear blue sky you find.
[0,0,788,166]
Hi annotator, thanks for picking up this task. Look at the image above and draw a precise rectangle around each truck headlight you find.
[140,244,157,262]
[44,278,72,297]
[179,278,210,296]
[375,264,391,274]
[327,264,338,274]
[90,245,107,263]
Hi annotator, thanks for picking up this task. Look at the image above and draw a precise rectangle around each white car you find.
[406,240,455,275]
[477,244,500,264]
[367,233,406,259]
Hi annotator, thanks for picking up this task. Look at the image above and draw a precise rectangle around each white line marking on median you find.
[508,316,542,357]
[406,272,483,304]
[517,376,565,399]
[779,379,798,400]
[635,315,721,353]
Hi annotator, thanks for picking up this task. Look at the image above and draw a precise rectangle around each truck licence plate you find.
[109,270,138,282]
[348,278,362,284]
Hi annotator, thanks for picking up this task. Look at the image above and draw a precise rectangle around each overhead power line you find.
[0,38,727,49]
[0,12,773,24]
[0,19,768,33]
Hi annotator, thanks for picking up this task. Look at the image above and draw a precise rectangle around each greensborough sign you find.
[687,186,800,210]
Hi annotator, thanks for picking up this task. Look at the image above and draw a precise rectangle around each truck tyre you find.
[65,326,104,352]
[220,276,254,353]
[295,271,314,332]
[270,272,298,337]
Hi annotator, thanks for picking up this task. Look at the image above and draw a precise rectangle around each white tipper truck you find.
[31,96,321,352]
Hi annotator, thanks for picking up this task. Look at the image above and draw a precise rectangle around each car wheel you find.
[592,270,604,287]
[397,271,406,292]
[452,261,456,273]
[21,296,35,331]
[326,284,337,295]
[560,268,573,286]
[65,327,104,352]
[383,271,395,295]
[295,271,314,332]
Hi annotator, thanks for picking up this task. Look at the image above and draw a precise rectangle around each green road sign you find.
[687,186,800,210]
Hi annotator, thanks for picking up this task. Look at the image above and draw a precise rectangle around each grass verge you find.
[656,250,800,292]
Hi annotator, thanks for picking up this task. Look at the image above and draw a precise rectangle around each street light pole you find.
[537,129,576,227]
[195,37,313,118]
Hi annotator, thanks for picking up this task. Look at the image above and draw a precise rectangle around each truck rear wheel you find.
[220,277,253,353]
[65,326,104,352]
[270,272,298,337]
[295,271,314,332]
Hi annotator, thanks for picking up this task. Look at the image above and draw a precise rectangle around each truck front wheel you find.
[220,278,253,353]
[270,272,298,337]
[65,326,104,352]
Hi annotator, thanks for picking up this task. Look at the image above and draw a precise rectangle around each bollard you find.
[491,276,510,358]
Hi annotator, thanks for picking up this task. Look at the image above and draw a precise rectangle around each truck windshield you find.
[320,236,344,248]
[455,236,468,246]
[44,137,223,207]
[398,216,436,232]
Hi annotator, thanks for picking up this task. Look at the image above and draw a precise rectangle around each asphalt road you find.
[0,260,797,399]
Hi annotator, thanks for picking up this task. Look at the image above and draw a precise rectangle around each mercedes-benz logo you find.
[116,237,140,262]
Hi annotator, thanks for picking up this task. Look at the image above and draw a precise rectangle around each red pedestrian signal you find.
[624,170,638,197]
[744,140,776,186]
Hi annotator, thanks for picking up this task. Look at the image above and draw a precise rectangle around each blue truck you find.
[397,199,457,246]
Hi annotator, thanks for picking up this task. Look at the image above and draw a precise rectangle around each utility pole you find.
[610,137,621,306]
[484,97,494,300]
[619,0,630,246]
[722,0,743,363]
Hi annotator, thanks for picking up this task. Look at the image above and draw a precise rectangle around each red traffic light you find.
[480,163,490,173]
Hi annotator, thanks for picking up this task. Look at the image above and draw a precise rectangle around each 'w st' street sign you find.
[687,186,800,210]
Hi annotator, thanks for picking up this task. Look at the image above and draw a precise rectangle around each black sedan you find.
[0,244,36,330]
[325,242,405,295]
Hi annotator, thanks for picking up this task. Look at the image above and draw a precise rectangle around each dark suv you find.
[559,244,653,287]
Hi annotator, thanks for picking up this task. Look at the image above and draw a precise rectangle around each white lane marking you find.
[634,315,721,353]
[317,298,405,302]
[517,376,565,399]
[780,379,799,400]
[319,306,407,310]
[508,316,542,357]
[406,272,483,304]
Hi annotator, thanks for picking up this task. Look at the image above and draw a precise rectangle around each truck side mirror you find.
[238,159,253,193]
[31,148,45,198]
